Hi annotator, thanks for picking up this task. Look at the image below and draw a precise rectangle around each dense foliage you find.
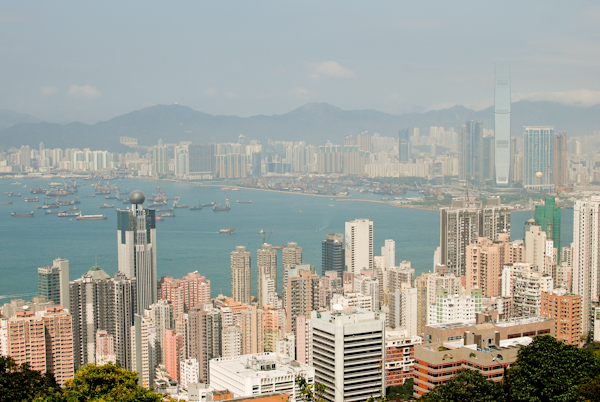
[0,356,61,402]
[419,369,505,402]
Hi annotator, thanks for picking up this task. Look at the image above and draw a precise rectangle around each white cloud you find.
[68,84,101,99]
[513,89,600,107]
[203,87,218,97]
[290,87,309,97]
[307,61,355,80]
[202,88,238,99]
[40,86,58,97]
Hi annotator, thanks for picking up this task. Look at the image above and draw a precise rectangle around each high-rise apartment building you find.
[345,219,373,274]
[257,244,277,306]
[312,309,386,402]
[0,307,74,385]
[385,328,422,387]
[535,196,561,262]
[117,191,157,314]
[164,329,184,384]
[524,127,555,190]
[37,258,70,311]
[188,305,222,383]
[541,289,581,345]
[381,239,396,269]
[282,242,302,270]
[466,238,502,298]
[322,233,344,277]
[70,267,137,370]
[398,127,411,163]
[188,143,215,174]
[286,269,320,335]
[458,120,484,182]
[160,272,211,320]
[572,197,600,335]
[494,63,511,186]
[231,246,251,305]
[152,145,169,175]
[428,289,483,325]
[440,198,510,277]
[149,300,173,365]
[131,314,157,388]
[95,330,116,365]
[241,305,264,355]
[554,133,567,187]
[389,286,417,335]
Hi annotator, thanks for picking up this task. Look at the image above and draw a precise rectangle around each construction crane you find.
[262,229,274,245]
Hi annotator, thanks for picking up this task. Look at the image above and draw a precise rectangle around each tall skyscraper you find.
[345,219,373,274]
[398,127,411,163]
[554,133,567,187]
[322,233,344,277]
[188,143,216,174]
[231,246,251,304]
[381,239,395,269]
[458,120,484,182]
[285,268,320,335]
[37,258,70,311]
[117,191,157,315]
[535,196,561,262]
[152,145,169,175]
[257,244,277,307]
[311,309,386,402]
[572,197,600,335]
[523,126,555,190]
[494,63,511,186]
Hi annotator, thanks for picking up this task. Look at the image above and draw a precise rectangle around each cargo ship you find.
[100,203,114,208]
[58,211,81,217]
[219,227,235,234]
[236,200,252,204]
[213,197,230,212]
[8,193,21,197]
[77,214,107,220]
[24,197,39,202]
[0,201,13,205]
[12,211,34,217]
[30,186,47,194]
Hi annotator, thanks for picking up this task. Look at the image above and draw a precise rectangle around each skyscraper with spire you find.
[117,190,157,315]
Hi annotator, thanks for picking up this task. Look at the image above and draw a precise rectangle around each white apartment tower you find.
[573,197,600,334]
[345,219,374,274]
[311,308,386,402]
[231,246,252,305]
[257,244,277,307]
[117,190,157,314]
[382,239,395,269]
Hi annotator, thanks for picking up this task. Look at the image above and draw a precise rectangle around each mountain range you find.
[1,101,599,152]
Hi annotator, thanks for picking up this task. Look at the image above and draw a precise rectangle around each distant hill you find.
[1,101,599,151]
[0,109,42,130]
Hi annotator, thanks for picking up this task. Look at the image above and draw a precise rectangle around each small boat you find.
[11,182,21,185]
[159,212,175,218]
[77,214,107,220]
[0,201,13,205]
[105,195,118,199]
[190,205,202,210]
[24,197,39,202]
[221,187,231,191]
[236,200,252,204]
[157,208,173,213]
[202,202,216,207]
[174,204,188,208]
[219,227,235,234]
[45,210,60,214]
[66,207,79,211]
[3,192,12,195]
[231,188,240,192]
[12,211,34,217]
[259,229,264,234]
[100,203,114,209]
[8,193,21,197]
[82,195,96,198]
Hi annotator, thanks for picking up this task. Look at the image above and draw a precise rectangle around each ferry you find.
[12,211,34,217]
[219,227,235,234]
[58,211,81,217]
[24,197,39,202]
[221,187,232,191]
[231,188,240,192]
[100,203,114,208]
[77,214,107,220]
[236,200,252,204]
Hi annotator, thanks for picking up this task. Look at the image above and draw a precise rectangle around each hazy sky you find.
[1,1,599,123]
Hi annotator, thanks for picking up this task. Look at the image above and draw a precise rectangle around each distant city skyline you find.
[1,2,599,123]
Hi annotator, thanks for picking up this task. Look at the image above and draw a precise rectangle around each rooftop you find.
[211,353,312,379]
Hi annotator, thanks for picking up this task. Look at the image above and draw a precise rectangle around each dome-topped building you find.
[129,190,145,205]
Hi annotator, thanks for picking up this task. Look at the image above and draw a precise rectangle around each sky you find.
[1,1,599,124]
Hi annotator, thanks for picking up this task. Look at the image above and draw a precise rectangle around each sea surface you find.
[0,177,573,304]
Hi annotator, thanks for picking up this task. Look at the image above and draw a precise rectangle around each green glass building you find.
[534,196,561,262]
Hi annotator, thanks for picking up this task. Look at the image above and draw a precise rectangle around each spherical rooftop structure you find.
[130,190,145,205]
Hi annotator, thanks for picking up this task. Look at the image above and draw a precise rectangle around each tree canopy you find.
[0,356,61,402]
[508,335,600,402]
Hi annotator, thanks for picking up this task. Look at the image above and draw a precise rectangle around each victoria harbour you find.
[0,177,573,304]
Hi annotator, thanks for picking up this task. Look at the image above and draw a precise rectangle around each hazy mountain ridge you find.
[0,109,42,130]
[1,101,599,151]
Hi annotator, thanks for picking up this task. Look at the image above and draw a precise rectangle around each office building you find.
[554,133,567,187]
[398,127,411,163]
[458,120,484,182]
[523,127,555,190]
[37,258,70,311]
[0,307,74,385]
[117,191,157,314]
[210,353,314,402]
[257,244,277,306]
[385,328,422,387]
[535,196,561,262]
[251,152,262,177]
[541,289,581,345]
[494,63,511,186]
[311,308,386,402]
[345,219,373,274]
[322,233,344,277]
[70,267,137,370]
[572,197,600,334]
[231,246,251,305]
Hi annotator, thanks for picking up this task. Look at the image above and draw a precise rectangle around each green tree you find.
[58,363,165,402]
[419,369,505,402]
[0,356,62,402]
[577,375,600,402]
[387,378,415,401]
[508,335,600,402]
[296,376,326,402]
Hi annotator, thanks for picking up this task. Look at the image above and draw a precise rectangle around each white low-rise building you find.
[180,358,200,390]
[209,352,314,402]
